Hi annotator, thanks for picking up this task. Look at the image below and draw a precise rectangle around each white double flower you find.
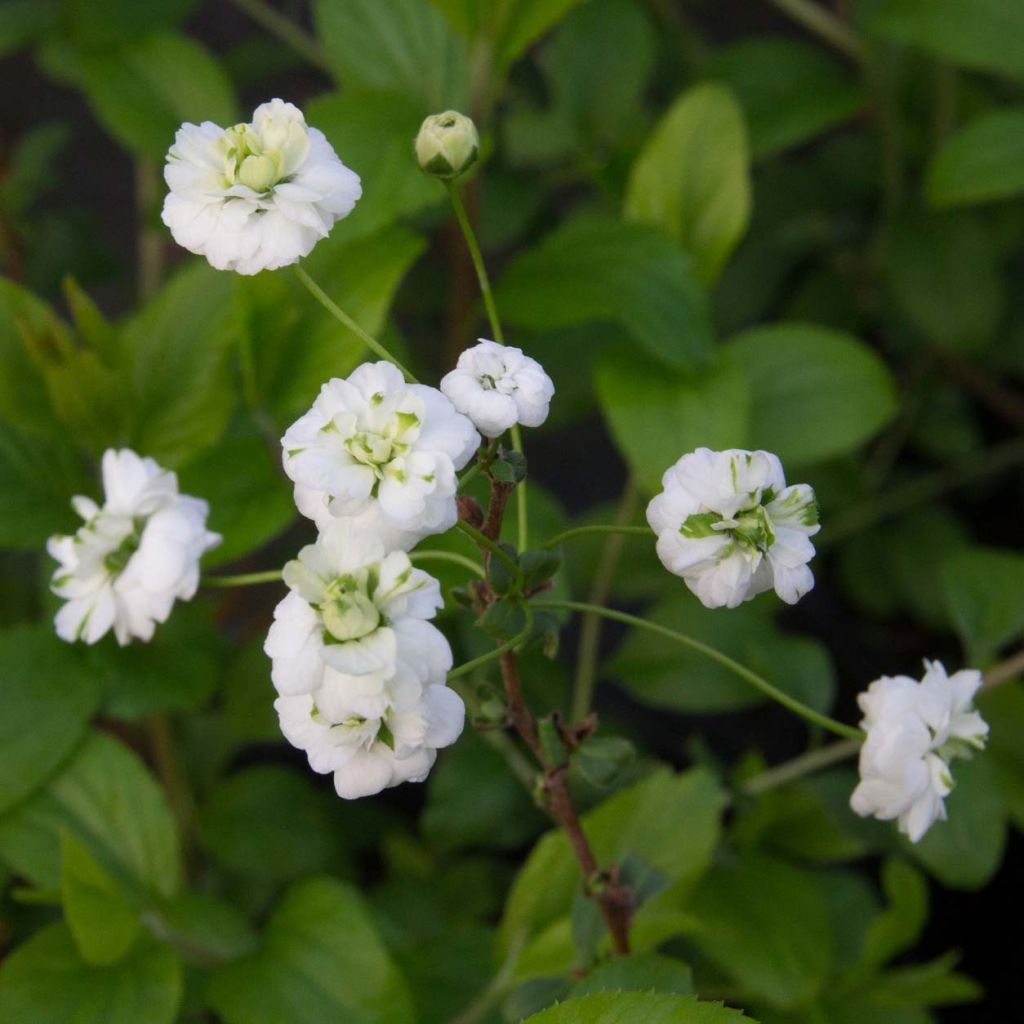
[162,98,362,274]
[264,522,464,799]
[850,660,989,842]
[48,449,220,645]
[281,361,480,551]
[647,447,819,609]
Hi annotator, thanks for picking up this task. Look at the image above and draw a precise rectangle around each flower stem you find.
[226,0,332,73]
[202,570,283,588]
[448,603,534,682]
[534,599,864,741]
[740,739,861,797]
[443,179,529,550]
[410,549,486,577]
[294,264,418,383]
[764,0,865,61]
[544,523,653,550]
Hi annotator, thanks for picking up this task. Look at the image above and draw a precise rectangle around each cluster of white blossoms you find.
[441,339,554,438]
[265,523,463,799]
[646,447,819,609]
[48,449,220,645]
[850,661,989,842]
[162,98,362,275]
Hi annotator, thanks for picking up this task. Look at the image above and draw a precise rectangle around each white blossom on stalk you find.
[161,98,361,274]
[47,449,220,645]
[281,361,479,547]
[850,660,989,842]
[646,448,819,609]
[264,520,443,691]
[274,619,464,799]
[440,338,554,438]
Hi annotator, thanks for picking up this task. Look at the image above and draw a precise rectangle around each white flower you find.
[646,448,819,609]
[440,338,554,438]
[264,520,443,692]
[48,449,220,645]
[281,361,479,547]
[850,660,989,842]
[274,623,464,799]
[161,98,361,275]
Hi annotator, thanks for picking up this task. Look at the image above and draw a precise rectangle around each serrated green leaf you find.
[570,952,693,998]
[0,731,180,900]
[207,876,415,1024]
[524,991,753,1023]
[625,83,751,284]
[0,923,182,1024]
[0,624,103,815]
[60,831,140,966]
[596,346,747,494]
[497,216,714,372]
[927,107,1024,207]
[725,322,897,465]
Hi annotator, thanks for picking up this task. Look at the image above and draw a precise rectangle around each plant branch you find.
[535,600,863,741]
[135,159,164,302]
[226,0,332,74]
[410,550,486,577]
[983,648,1024,691]
[570,478,641,723]
[455,518,521,579]
[294,264,417,382]
[448,610,534,683]
[764,0,865,61]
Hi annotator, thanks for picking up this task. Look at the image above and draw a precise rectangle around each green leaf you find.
[0,731,180,900]
[703,37,863,159]
[595,346,747,494]
[314,0,468,109]
[941,545,1024,663]
[882,211,1002,352]
[906,753,1006,890]
[121,262,237,466]
[0,0,58,58]
[498,216,714,372]
[59,0,199,48]
[927,108,1024,207]
[305,90,443,244]
[725,322,897,465]
[609,597,836,714]
[153,892,259,963]
[60,831,140,966]
[870,0,1024,79]
[690,853,833,1007]
[207,876,415,1024]
[625,83,751,285]
[862,859,928,968]
[979,682,1024,831]
[570,952,694,998]
[0,923,182,1024]
[501,768,721,966]
[178,429,295,569]
[70,32,237,160]
[0,625,103,816]
[199,765,349,886]
[222,639,281,744]
[431,0,584,76]
[523,991,752,1023]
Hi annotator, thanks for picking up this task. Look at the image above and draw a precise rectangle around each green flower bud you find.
[415,111,479,179]
[322,589,381,642]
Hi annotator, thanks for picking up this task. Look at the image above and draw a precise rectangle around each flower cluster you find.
[48,449,220,645]
[850,660,989,842]
[162,98,362,275]
[646,447,819,609]
[265,523,463,798]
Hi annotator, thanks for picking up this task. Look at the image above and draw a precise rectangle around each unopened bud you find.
[415,111,479,179]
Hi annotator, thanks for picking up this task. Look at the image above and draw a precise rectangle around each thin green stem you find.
[764,0,865,61]
[203,570,283,588]
[294,265,417,382]
[448,604,534,682]
[410,549,485,577]
[535,600,863,741]
[740,739,861,797]
[226,0,332,73]
[455,518,521,579]
[545,524,652,550]
[444,179,529,549]
[570,479,642,723]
